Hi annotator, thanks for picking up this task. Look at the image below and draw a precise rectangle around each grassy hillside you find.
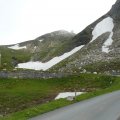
[0,47,32,70]
[31,31,76,62]
[0,74,115,118]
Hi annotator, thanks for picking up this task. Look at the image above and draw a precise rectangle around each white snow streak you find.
[8,44,26,50]
[55,92,83,100]
[17,45,84,71]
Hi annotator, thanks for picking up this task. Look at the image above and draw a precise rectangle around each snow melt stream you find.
[17,45,84,71]
[91,17,114,53]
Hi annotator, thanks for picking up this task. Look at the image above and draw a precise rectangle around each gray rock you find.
[66,96,74,101]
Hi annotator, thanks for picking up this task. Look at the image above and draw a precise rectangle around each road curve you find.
[30,91,120,120]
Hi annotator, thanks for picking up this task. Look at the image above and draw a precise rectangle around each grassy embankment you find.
[0,74,120,120]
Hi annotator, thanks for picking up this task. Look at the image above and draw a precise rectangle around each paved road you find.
[30,91,120,120]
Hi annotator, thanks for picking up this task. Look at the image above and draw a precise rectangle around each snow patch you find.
[39,39,43,42]
[8,44,26,50]
[55,92,84,100]
[91,17,114,43]
[17,45,84,71]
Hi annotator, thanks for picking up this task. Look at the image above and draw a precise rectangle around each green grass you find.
[0,47,32,70]
[0,74,119,120]
[1,99,73,120]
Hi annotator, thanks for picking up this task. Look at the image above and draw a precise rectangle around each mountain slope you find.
[1,0,120,73]
[50,0,120,74]
[0,30,75,70]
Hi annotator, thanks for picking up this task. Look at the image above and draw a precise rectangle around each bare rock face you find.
[108,0,120,20]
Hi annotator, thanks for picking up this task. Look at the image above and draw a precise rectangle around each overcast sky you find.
[0,0,116,45]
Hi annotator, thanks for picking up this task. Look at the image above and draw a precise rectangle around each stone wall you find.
[0,71,68,79]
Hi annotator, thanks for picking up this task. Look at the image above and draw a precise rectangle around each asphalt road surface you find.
[30,90,120,120]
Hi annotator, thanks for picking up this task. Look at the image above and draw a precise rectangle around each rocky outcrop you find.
[108,0,120,20]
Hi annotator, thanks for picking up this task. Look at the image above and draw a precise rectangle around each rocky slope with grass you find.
[51,0,120,74]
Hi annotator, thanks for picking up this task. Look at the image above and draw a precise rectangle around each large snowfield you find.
[91,17,114,53]
[17,45,84,70]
